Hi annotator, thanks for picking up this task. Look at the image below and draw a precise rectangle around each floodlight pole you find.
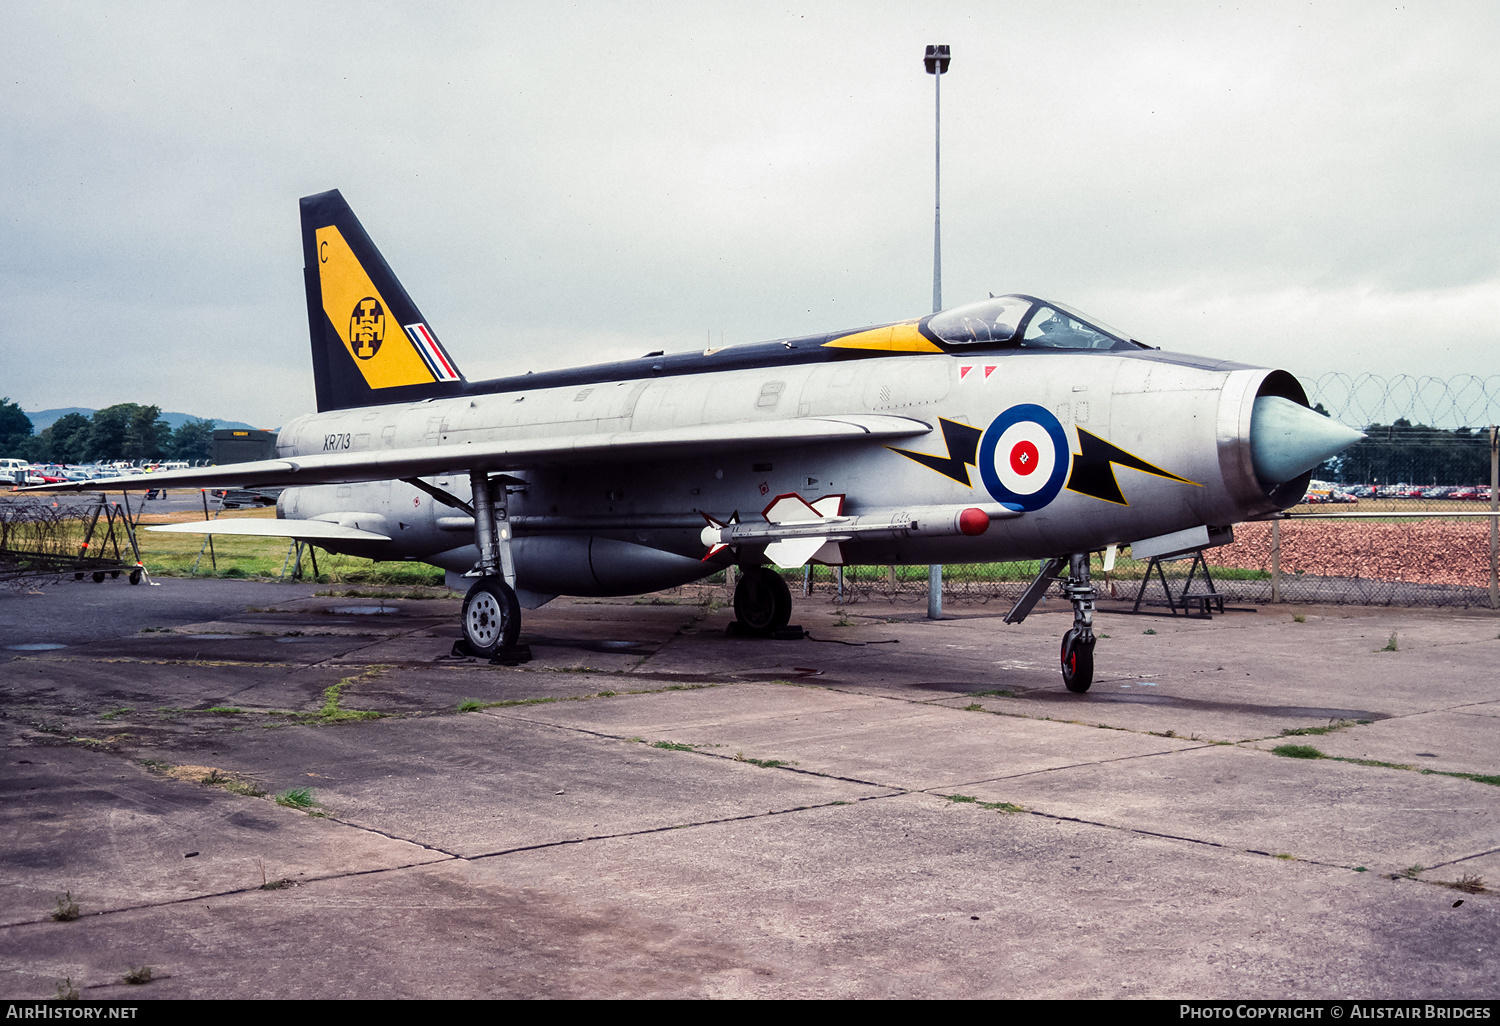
[925,43,950,621]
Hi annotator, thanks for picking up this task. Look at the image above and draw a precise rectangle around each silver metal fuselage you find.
[275,348,1286,597]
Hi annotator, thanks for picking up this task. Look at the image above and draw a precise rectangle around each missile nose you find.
[1249,396,1364,484]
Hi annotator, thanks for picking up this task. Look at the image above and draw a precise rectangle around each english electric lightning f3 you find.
[36,191,1363,691]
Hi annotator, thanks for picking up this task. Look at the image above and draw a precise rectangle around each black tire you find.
[734,567,793,634]
[1061,628,1095,693]
[462,576,521,657]
[128,568,143,585]
[91,571,105,583]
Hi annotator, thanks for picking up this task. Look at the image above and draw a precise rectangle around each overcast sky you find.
[2,1,1496,429]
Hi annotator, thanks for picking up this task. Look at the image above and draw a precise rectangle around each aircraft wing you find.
[22,415,933,493]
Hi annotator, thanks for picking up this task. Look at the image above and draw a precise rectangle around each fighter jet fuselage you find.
[275,345,1303,606]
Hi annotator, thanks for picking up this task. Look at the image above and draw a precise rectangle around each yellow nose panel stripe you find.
[821,321,942,353]
[315,226,436,389]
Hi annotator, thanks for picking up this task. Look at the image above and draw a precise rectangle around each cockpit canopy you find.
[926,295,1143,351]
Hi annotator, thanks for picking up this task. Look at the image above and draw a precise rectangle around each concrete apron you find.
[1,583,1496,998]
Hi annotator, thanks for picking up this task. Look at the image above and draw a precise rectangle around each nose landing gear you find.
[1059,553,1097,692]
[1006,552,1098,692]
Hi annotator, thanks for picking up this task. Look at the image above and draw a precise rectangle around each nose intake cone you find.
[1250,396,1364,484]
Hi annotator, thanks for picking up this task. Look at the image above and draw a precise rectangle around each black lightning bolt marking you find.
[889,418,983,486]
[1066,427,1198,505]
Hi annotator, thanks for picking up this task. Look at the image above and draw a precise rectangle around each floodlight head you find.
[924,44,951,74]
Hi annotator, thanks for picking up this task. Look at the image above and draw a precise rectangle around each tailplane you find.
[301,190,466,412]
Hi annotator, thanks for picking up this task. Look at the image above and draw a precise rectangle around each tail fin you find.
[300,190,467,412]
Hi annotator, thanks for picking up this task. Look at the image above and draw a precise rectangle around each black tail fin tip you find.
[300,190,466,413]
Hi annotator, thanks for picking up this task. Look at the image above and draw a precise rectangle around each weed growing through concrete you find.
[306,667,387,723]
[260,879,295,890]
[1275,853,1297,860]
[1404,865,1424,878]
[1380,632,1399,652]
[969,689,1016,698]
[1280,719,1358,737]
[122,966,152,985]
[944,794,1022,813]
[51,891,80,922]
[55,978,79,1000]
[1143,628,1157,635]
[963,703,984,711]
[456,698,484,712]
[652,741,696,752]
[733,752,786,768]
[1272,743,1325,759]
[1292,614,1306,623]
[222,778,267,798]
[99,707,133,721]
[1446,874,1487,894]
[206,707,243,715]
[275,787,317,809]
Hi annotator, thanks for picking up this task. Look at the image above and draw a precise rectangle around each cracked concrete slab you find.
[964,742,1500,873]
[0,722,439,928]
[1240,706,1500,778]
[505,680,1202,790]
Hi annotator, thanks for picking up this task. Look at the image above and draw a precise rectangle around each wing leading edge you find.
[23,415,935,494]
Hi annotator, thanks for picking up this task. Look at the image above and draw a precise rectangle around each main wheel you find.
[734,566,793,634]
[462,577,521,657]
[1060,628,1095,693]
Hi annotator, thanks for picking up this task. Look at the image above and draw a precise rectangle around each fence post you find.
[1490,426,1497,610]
[1270,519,1281,604]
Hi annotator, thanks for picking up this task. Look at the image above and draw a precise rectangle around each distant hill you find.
[23,408,261,434]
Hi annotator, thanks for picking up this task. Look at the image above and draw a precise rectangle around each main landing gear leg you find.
[1059,553,1097,693]
[458,469,529,663]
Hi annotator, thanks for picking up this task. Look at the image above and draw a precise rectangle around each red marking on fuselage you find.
[1010,440,1039,475]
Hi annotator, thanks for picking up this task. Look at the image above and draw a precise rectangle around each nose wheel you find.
[1060,627,1095,693]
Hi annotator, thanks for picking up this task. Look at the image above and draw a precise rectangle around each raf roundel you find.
[978,404,1070,511]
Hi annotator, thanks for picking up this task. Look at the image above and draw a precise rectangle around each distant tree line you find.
[1319,420,1494,486]
[0,398,216,464]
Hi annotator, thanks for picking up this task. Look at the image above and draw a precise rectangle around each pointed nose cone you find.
[1250,396,1364,484]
